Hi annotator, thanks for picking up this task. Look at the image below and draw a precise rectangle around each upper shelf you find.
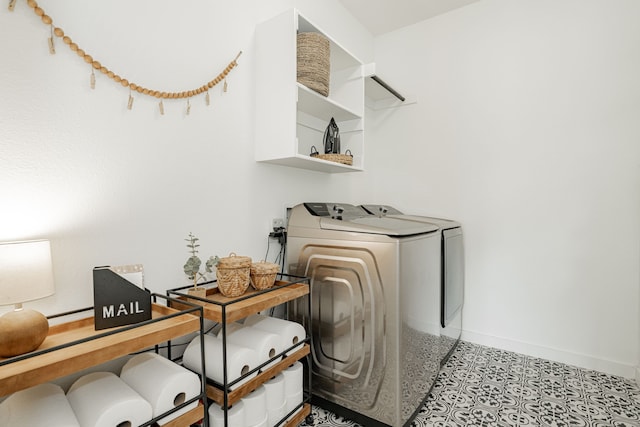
[168,278,310,324]
[297,15,362,72]
[298,83,360,122]
[0,303,201,397]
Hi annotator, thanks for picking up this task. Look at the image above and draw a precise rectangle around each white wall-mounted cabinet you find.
[255,9,365,173]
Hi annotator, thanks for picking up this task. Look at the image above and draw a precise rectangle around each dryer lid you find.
[320,216,438,236]
[360,204,461,229]
[302,203,438,236]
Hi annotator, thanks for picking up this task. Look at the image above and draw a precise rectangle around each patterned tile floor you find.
[301,341,640,426]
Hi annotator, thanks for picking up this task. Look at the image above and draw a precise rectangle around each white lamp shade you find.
[0,240,55,306]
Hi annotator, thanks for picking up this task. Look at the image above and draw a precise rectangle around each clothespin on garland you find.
[10,0,242,114]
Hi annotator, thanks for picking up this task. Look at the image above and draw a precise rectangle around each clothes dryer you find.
[286,203,441,427]
[360,205,464,365]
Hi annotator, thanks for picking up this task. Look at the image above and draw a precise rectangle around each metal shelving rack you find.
[0,294,208,427]
[168,273,314,427]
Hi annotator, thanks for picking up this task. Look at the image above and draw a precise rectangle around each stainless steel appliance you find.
[360,205,464,365]
[286,203,441,426]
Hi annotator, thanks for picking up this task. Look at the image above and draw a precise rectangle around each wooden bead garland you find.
[15,0,242,107]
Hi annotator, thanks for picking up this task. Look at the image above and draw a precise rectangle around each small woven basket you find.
[216,253,252,297]
[250,261,280,290]
[297,32,330,97]
[310,146,353,166]
[317,153,353,165]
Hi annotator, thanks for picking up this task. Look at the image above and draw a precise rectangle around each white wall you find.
[367,0,640,377]
[0,0,372,314]
[3,0,638,381]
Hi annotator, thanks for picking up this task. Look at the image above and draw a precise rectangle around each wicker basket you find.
[317,153,353,165]
[250,261,280,290]
[297,32,330,97]
[310,146,353,166]
[216,253,252,297]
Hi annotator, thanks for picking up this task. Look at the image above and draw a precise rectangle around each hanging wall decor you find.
[10,0,242,114]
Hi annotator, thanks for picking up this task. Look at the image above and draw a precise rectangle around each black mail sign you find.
[93,267,152,330]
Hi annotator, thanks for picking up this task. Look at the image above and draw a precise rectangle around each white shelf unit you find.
[255,9,365,173]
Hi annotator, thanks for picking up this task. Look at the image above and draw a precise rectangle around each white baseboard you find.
[461,329,635,379]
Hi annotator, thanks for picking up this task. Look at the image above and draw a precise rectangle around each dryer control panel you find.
[360,204,404,216]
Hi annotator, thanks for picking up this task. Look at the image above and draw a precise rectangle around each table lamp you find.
[0,239,55,357]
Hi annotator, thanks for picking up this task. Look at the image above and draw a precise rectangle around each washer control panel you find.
[303,203,368,220]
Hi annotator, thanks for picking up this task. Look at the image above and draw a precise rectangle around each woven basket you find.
[297,32,330,97]
[250,261,280,290]
[310,146,353,166]
[317,153,353,166]
[216,253,251,297]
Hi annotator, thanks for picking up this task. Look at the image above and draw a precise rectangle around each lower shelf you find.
[206,344,310,406]
[159,403,205,427]
[285,403,311,427]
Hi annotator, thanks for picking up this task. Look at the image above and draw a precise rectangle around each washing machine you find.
[360,205,464,365]
[286,203,442,427]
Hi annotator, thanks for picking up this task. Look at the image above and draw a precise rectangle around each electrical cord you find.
[267,227,286,265]
[266,227,286,318]
[264,234,271,261]
[281,233,286,273]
